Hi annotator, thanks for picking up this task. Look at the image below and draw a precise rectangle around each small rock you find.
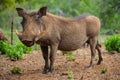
[75,59,80,64]
[110,51,117,54]
[61,72,68,75]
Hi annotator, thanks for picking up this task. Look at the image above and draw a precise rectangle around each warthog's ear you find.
[16,8,26,17]
[38,6,47,17]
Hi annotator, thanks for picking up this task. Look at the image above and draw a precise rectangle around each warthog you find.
[16,6,103,74]
[0,28,7,41]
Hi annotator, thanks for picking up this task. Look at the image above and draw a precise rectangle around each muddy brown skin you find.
[16,7,103,74]
[0,28,7,41]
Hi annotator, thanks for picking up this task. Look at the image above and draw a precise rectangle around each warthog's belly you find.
[58,36,88,51]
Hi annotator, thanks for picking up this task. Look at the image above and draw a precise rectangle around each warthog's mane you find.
[27,9,90,22]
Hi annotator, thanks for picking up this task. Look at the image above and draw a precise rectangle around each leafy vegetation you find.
[105,34,120,53]
[0,40,33,60]
[101,67,107,74]
[66,55,76,61]
[67,67,74,79]
[0,40,11,54]
[61,51,76,61]
[11,67,21,74]
[0,0,28,12]
[99,0,120,29]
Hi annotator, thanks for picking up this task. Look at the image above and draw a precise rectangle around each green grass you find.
[11,67,21,74]
[61,51,76,61]
[101,67,107,74]
[67,67,74,79]
[66,55,76,61]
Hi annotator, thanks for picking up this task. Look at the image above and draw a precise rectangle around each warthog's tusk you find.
[35,29,48,42]
[16,30,22,36]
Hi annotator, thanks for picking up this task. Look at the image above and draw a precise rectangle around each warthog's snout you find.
[16,30,35,47]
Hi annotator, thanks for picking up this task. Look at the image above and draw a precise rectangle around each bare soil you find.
[0,46,120,80]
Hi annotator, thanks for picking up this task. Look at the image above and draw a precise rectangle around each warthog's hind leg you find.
[87,37,98,69]
[96,43,103,65]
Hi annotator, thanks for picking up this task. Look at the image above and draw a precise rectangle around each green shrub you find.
[0,40,11,54]
[105,34,120,53]
[6,44,24,60]
[101,67,107,74]
[0,40,33,60]
[14,42,33,53]
[11,67,21,74]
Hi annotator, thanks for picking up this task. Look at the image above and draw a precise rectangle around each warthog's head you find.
[16,7,47,47]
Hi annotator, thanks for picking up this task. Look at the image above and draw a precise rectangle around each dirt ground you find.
[0,45,120,80]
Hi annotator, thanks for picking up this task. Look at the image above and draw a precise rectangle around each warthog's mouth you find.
[21,40,34,47]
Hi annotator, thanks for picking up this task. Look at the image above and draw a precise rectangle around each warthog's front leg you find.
[41,45,49,74]
[49,44,58,73]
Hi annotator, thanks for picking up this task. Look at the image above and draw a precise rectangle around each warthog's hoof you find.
[42,69,48,74]
[84,65,94,69]
[48,67,54,73]
[97,58,103,65]
[42,67,50,74]
[42,67,54,74]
